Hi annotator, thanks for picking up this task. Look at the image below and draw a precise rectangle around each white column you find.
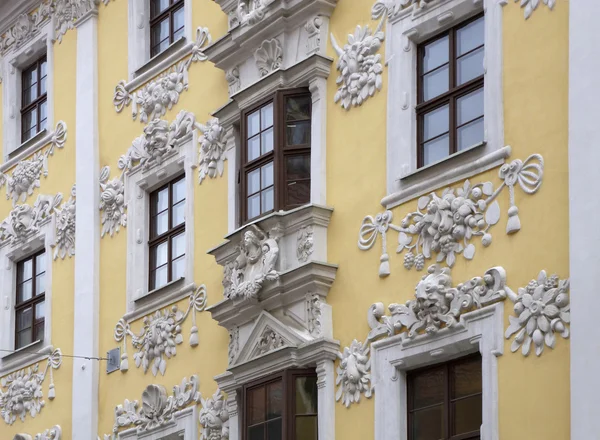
[72,9,100,439]
[316,359,335,440]
[309,77,327,206]
[569,1,600,437]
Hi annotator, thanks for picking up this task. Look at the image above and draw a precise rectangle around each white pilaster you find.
[309,77,327,205]
[72,10,100,439]
[569,1,600,437]
[316,359,335,440]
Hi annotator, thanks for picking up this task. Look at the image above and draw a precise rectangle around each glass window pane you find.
[173,7,184,35]
[154,241,168,266]
[172,232,185,258]
[261,103,274,129]
[295,416,318,440]
[248,386,266,425]
[17,330,32,349]
[457,17,484,56]
[457,88,484,126]
[267,381,283,419]
[286,120,311,146]
[19,280,33,303]
[423,105,449,142]
[261,162,273,189]
[287,180,310,207]
[172,201,185,227]
[34,322,44,342]
[23,68,36,90]
[153,265,168,289]
[457,47,484,85]
[16,307,32,331]
[35,301,45,320]
[21,259,33,281]
[36,253,45,275]
[458,118,484,151]
[35,274,45,296]
[22,109,37,140]
[295,376,318,414]
[411,367,445,409]
[423,134,449,167]
[412,405,443,440]
[266,419,282,440]
[286,155,311,180]
[423,65,449,101]
[156,188,169,212]
[40,60,47,78]
[248,135,261,161]
[39,101,48,130]
[452,358,482,399]
[155,211,169,236]
[261,187,274,213]
[172,178,185,203]
[286,96,311,121]
[422,36,449,73]
[172,256,185,280]
[151,0,170,18]
[453,395,482,435]
[248,425,264,440]
[247,169,261,195]
[261,127,274,155]
[151,19,170,54]
[248,110,260,137]
[40,75,47,96]
[248,194,260,219]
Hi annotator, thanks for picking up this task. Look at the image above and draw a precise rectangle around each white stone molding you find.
[52,0,100,43]
[13,425,62,440]
[0,192,63,244]
[330,16,384,110]
[359,154,544,277]
[0,4,52,55]
[113,27,211,122]
[306,293,322,337]
[505,270,570,357]
[228,326,239,366]
[225,67,241,95]
[113,286,207,376]
[98,166,126,238]
[0,348,62,425]
[499,0,555,20]
[296,225,313,263]
[238,0,275,26]
[0,121,67,206]
[305,16,323,56]
[51,183,75,260]
[199,388,230,440]
[380,0,505,205]
[198,118,227,184]
[335,339,372,408]
[254,38,283,77]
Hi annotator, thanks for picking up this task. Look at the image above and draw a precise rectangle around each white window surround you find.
[123,131,196,321]
[382,0,505,209]
[119,406,197,440]
[370,303,504,440]
[1,23,54,160]
[128,0,193,81]
[0,224,55,375]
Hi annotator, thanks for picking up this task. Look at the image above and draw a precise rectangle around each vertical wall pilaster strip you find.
[316,359,335,440]
[569,0,600,436]
[72,10,100,439]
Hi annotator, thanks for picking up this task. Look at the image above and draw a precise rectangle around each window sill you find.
[0,340,52,375]
[126,278,194,322]
[3,129,49,166]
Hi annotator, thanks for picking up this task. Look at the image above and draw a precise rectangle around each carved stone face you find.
[242,231,262,263]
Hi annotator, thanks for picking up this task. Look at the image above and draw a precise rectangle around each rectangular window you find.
[241,90,311,223]
[417,14,484,168]
[15,251,46,350]
[407,353,482,440]
[150,0,185,57]
[21,55,48,143]
[244,369,318,440]
[149,175,186,291]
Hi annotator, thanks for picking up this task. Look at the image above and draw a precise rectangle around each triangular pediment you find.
[233,311,307,366]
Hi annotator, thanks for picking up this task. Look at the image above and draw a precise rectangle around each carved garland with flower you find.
[13,425,62,440]
[113,286,207,376]
[52,184,75,260]
[0,349,62,425]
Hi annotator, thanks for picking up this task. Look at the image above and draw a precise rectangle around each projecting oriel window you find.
[407,353,482,440]
[21,55,48,143]
[150,0,185,57]
[15,251,46,349]
[148,175,186,291]
[417,14,484,168]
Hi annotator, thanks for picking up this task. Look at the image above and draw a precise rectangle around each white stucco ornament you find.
[238,0,275,26]
[499,0,555,19]
[0,349,62,425]
[296,226,314,263]
[199,388,230,440]
[13,425,62,440]
[198,118,227,184]
[114,286,207,376]
[0,193,63,244]
[330,17,384,110]
[99,166,126,238]
[335,339,372,408]
[358,154,544,276]
[222,225,280,301]
[505,271,570,357]
[254,38,283,77]
[52,184,76,260]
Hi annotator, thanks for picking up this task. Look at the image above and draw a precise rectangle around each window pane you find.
[287,180,310,207]
[248,425,264,440]
[261,162,273,188]
[17,330,32,349]
[457,47,484,85]
[261,103,274,129]
[40,60,47,78]
[422,36,449,73]
[34,322,44,342]
[247,169,260,195]
[423,105,449,142]
[40,75,47,96]
[248,194,260,219]
[173,6,185,36]
[422,65,449,101]
[286,96,311,121]
[151,0,170,18]
[457,17,484,56]
[36,253,45,275]
[155,211,169,236]
[286,155,310,180]
[151,19,170,55]
[172,201,185,227]
[248,386,266,425]
[296,416,318,440]
[452,358,482,399]
[248,110,260,137]
[261,187,274,213]
[35,301,45,321]
[172,178,185,203]
[296,376,318,414]
[18,280,33,303]
[261,127,274,154]
[156,188,169,212]
[248,135,261,161]
[286,120,311,146]
[152,265,168,289]
[172,232,186,258]
[35,274,45,296]
[39,100,48,131]
[20,258,33,281]
[458,118,484,151]
[16,307,32,331]
[457,88,484,126]
[22,109,37,141]
[154,241,168,266]
[172,256,185,280]
[411,367,444,409]
[267,381,283,419]
[423,134,449,167]
[412,405,443,440]
[453,395,482,435]
[266,419,282,440]
[23,68,37,91]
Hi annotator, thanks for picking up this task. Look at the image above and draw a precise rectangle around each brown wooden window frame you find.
[21,55,48,143]
[148,174,186,291]
[149,0,185,58]
[407,353,482,440]
[416,13,485,169]
[14,250,46,350]
[240,88,312,225]
[242,368,318,440]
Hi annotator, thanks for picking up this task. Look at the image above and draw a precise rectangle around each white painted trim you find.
[119,406,198,440]
[383,0,504,206]
[569,0,600,436]
[371,304,504,440]
[72,13,100,440]
[309,76,327,206]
